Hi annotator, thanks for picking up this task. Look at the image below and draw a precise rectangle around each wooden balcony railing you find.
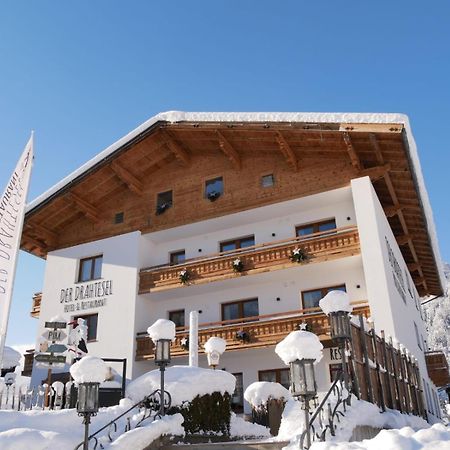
[425,350,450,387]
[139,226,360,294]
[135,302,370,361]
[31,292,42,318]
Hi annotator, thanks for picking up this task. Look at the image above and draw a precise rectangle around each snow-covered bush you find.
[244,382,291,409]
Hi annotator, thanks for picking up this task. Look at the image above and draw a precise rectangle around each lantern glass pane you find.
[77,383,99,414]
[305,361,315,392]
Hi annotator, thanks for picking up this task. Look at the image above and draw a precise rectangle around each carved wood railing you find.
[30,292,42,318]
[139,226,360,293]
[135,302,370,361]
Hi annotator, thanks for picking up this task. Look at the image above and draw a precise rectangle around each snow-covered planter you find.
[179,269,191,285]
[232,258,244,273]
[290,247,307,263]
[127,366,236,436]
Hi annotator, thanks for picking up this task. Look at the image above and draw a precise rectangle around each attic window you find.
[261,174,275,188]
[205,177,223,201]
[114,212,124,224]
[156,191,173,215]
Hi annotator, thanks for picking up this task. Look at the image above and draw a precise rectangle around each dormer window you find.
[156,190,173,215]
[205,177,223,201]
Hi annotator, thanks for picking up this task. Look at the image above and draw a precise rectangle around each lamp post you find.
[319,291,353,403]
[154,338,171,416]
[290,358,317,449]
[77,382,100,450]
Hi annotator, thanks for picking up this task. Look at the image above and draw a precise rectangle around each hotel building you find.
[22,112,445,418]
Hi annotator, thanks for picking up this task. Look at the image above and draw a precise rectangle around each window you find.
[169,310,185,328]
[231,373,244,413]
[296,219,337,237]
[414,322,422,350]
[73,313,98,342]
[205,177,223,201]
[114,212,124,224]
[261,174,275,188]
[220,235,255,253]
[170,250,186,265]
[222,298,259,322]
[78,255,103,282]
[301,285,346,310]
[329,363,342,382]
[156,190,173,215]
[259,369,290,390]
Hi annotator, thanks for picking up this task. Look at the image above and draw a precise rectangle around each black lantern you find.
[289,358,317,399]
[154,339,171,365]
[77,382,100,450]
[329,310,351,342]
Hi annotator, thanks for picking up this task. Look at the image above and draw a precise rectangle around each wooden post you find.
[380,331,393,409]
[370,326,385,411]
[348,323,360,400]
[359,316,373,403]
[44,368,52,408]
[388,337,403,413]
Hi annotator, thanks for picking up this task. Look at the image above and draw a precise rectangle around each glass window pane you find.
[170,251,185,265]
[243,300,259,318]
[279,369,290,389]
[297,226,314,237]
[261,174,274,188]
[240,237,255,248]
[223,303,239,321]
[259,370,277,383]
[318,220,336,232]
[303,290,323,309]
[326,285,346,294]
[205,177,223,196]
[221,242,237,252]
[88,315,98,341]
[93,256,102,279]
[80,260,93,282]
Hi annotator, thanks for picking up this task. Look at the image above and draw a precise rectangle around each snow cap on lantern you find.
[319,290,352,315]
[275,330,323,365]
[1,346,21,369]
[147,319,176,343]
[70,356,109,384]
[204,337,227,355]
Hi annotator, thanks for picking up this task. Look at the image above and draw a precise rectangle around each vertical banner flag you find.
[0,135,33,368]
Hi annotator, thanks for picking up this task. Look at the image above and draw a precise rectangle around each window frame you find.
[73,313,98,342]
[258,368,290,389]
[261,173,275,188]
[78,255,103,283]
[168,309,185,328]
[221,298,259,322]
[220,235,255,253]
[301,284,346,310]
[295,218,337,237]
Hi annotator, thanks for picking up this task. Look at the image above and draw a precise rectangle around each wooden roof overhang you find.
[21,118,443,297]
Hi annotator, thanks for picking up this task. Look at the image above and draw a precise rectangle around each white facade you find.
[30,179,441,418]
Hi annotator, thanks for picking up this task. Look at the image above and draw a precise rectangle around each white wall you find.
[31,231,141,383]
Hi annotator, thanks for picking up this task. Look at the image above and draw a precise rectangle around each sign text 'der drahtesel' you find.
[60,280,113,313]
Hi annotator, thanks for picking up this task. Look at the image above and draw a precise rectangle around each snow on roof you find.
[126,365,236,406]
[25,110,445,291]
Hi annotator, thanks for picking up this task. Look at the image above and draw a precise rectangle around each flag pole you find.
[0,133,34,369]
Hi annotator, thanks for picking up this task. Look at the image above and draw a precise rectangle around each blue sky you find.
[1,1,449,347]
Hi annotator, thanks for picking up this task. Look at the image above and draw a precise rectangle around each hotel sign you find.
[60,279,113,313]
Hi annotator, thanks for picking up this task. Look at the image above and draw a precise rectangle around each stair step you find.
[161,440,289,450]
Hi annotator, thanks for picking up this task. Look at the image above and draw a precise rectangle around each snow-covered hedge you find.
[244,382,291,409]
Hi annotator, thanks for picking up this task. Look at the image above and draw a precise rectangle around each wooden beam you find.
[360,164,391,182]
[23,234,47,250]
[343,132,362,171]
[275,132,298,171]
[216,131,241,170]
[26,223,57,246]
[384,203,403,218]
[110,160,143,196]
[161,132,190,166]
[407,263,421,273]
[396,234,412,246]
[67,192,101,223]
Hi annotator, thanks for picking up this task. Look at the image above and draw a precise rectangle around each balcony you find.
[31,292,42,318]
[425,351,450,387]
[139,226,360,294]
[135,302,370,361]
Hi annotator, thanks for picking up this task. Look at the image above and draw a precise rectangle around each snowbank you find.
[127,365,236,406]
[107,413,184,449]
[244,382,291,408]
[147,319,176,342]
[204,337,227,354]
[230,413,271,438]
[70,356,109,383]
[319,290,352,315]
[1,347,21,369]
[309,423,450,450]
[0,428,76,450]
[275,331,323,365]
